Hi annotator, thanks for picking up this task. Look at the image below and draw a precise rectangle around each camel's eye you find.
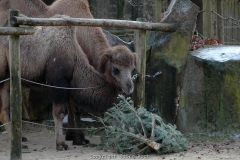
[113,67,120,75]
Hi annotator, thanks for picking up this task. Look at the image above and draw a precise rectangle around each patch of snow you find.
[191,46,240,62]
[1,131,8,134]
[81,118,96,122]
[63,114,97,123]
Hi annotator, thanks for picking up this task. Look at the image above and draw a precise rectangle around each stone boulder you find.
[145,0,199,123]
[177,46,240,133]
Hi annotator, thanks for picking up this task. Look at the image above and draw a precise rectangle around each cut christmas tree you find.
[95,95,187,155]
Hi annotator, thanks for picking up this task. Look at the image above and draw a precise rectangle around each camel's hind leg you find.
[52,103,68,151]
[0,81,11,137]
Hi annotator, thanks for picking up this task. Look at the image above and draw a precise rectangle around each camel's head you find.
[101,45,136,95]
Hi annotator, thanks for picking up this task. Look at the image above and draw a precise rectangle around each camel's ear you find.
[105,52,113,62]
[100,54,109,73]
[133,52,137,60]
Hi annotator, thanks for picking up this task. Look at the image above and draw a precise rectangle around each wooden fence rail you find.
[0,27,34,35]
[10,16,178,31]
[0,9,178,160]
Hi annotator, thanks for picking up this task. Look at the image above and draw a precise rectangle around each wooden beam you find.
[203,0,212,37]
[155,0,162,22]
[0,27,34,35]
[133,18,147,108]
[11,16,178,32]
[9,9,22,160]
[216,0,224,43]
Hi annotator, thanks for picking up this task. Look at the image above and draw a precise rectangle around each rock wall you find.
[145,0,199,123]
[177,46,240,133]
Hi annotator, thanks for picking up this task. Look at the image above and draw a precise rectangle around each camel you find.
[0,15,135,150]
[0,0,135,95]
[0,0,136,144]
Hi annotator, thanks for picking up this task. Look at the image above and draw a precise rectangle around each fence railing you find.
[11,16,177,31]
[0,9,177,160]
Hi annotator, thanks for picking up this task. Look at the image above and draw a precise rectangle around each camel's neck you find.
[70,57,118,112]
[75,26,111,71]
[72,56,105,89]
[70,53,102,92]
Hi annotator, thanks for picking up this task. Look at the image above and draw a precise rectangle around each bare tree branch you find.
[224,34,240,45]
[211,10,240,27]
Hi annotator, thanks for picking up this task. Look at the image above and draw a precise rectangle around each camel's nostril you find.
[127,82,134,95]
[129,87,134,95]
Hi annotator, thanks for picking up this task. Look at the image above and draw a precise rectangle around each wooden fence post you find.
[155,0,162,22]
[133,18,147,108]
[9,9,22,160]
[217,0,224,44]
[203,0,212,37]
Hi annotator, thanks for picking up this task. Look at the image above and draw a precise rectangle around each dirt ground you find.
[0,123,240,160]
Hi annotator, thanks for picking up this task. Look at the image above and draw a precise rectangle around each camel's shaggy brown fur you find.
[0,0,136,145]
[0,0,135,95]
[0,15,120,150]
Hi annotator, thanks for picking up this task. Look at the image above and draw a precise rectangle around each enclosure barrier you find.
[0,27,34,35]
[10,16,178,31]
[0,9,178,160]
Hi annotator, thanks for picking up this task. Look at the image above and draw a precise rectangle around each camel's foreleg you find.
[72,110,89,145]
[52,103,68,151]
[65,103,75,141]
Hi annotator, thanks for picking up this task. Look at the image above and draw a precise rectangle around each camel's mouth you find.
[121,86,134,96]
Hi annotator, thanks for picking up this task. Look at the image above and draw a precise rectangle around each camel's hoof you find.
[65,134,74,141]
[56,143,69,151]
[22,137,27,142]
[73,138,90,145]
[22,145,28,149]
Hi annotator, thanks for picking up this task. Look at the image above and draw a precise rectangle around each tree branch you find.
[122,131,161,150]
[211,10,240,27]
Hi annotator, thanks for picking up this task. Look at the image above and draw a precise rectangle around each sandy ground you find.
[1,124,240,160]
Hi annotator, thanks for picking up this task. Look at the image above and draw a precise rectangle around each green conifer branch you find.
[120,96,147,138]
[115,104,141,133]
[95,95,188,155]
